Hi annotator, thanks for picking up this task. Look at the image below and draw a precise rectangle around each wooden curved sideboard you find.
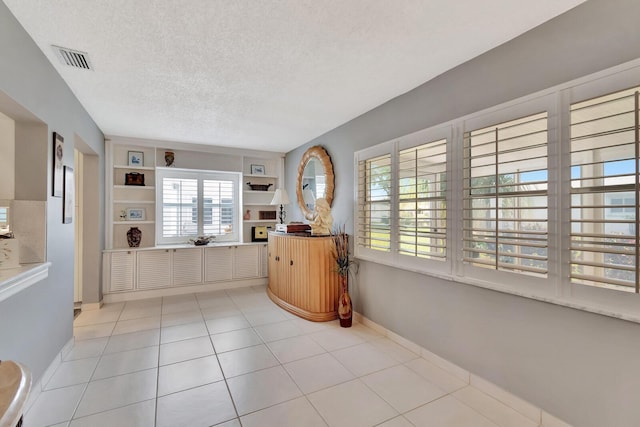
[267,232,339,321]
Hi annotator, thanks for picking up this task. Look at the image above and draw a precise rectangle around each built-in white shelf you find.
[244,190,275,195]
[113,185,155,190]
[244,203,275,206]
[244,173,279,179]
[244,219,278,223]
[114,165,156,170]
[113,220,155,225]
[113,200,155,204]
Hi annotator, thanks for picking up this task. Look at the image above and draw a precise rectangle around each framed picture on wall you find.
[52,132,64,197]
[250,164,265,175]
[128,151,144,167]
[63,165,74,224]
[126,208,146,221]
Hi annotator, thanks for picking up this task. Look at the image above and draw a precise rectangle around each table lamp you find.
[270,188,291,224]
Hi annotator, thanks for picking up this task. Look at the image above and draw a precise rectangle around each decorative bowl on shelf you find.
[246,182,273,191]
[188,236,215,246]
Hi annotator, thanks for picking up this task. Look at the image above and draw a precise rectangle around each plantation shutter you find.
[570,87,639,293]
[357,154,392,252]
[157,169,239,244]
[463,112,549,276]
[398,138,447,260]
[203,179,235,235]
[162,177,198,239]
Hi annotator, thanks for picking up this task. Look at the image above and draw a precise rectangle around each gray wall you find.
[285,0,640,425]
[0,2,104,382]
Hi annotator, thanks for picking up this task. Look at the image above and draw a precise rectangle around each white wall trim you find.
[81,301,103,311]
[24,337,74,415]
[354,312,571,426]
[103,277,267,303]
[0,262,51,303]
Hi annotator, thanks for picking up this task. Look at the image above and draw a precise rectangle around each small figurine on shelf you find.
[165,151,175,167]
[243,209,251,220]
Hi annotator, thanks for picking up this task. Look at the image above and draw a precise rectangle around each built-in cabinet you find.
[104,138,281,300]
[267,232,339,321]
[105,139,284,248]
[103,243,269,299]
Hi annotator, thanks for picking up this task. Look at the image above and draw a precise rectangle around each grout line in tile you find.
[59,288,556,427]
[205,294,243,423]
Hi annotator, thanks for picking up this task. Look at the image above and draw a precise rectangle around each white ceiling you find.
[4,0,586,153]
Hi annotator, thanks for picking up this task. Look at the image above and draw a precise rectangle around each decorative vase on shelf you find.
[127,227,142,248]
[165,151,175,167]
[243,209,251,220]
[338,275,352,327]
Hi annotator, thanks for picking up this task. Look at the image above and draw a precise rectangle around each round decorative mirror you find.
[296,145,335,220]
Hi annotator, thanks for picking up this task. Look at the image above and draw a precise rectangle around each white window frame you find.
[353,58,640,323]
[456,95,557,297]
[563,66,640,316]
[156,167,241,245]
[397,134,448,263]
[355,125,453,277]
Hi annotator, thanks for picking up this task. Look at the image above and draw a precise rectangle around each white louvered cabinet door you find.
[106,251,135,292]
[205,247,233,282]
[172,248,203,286]
[260,244,268,277]
[233,245,260,279]
[137,249,172,289]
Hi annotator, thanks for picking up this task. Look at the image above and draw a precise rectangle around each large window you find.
[570,86,639,293]
[356,127,451,274]
[353,63,640,319]
[157,168,240,244]
[463,112,549,276]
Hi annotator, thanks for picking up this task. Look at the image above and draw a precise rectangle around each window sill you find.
[0,263,51,303]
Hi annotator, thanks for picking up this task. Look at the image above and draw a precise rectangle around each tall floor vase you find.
[338,275,352,327]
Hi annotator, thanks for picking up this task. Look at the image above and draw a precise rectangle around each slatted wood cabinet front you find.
[267,232,339,321]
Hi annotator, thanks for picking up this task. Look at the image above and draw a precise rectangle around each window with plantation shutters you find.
[570,86,639,293]
[202,179,235,235]
[162,176,198,239]
[398,139,447,260]
[353,63,640,318]
[357,154,392,252]
[157,168,239,244]
[463,112,548,276]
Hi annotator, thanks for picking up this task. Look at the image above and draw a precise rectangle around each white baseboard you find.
[81,301,103,311]
[354,311,570,426]
[103,278,267,303]
[25,337,74,414]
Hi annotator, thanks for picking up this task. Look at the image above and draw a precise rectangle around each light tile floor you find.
[25,285,540,427]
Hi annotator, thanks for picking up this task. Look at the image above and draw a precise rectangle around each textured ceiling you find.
[3,0,586,152]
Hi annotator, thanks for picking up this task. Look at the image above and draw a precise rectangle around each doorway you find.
[74,136,101,313]
[74,149,83,308]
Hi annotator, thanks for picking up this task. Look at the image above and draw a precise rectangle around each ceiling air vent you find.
[52,45,93,70]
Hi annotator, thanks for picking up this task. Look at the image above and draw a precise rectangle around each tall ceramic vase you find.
[338,275,352,327]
